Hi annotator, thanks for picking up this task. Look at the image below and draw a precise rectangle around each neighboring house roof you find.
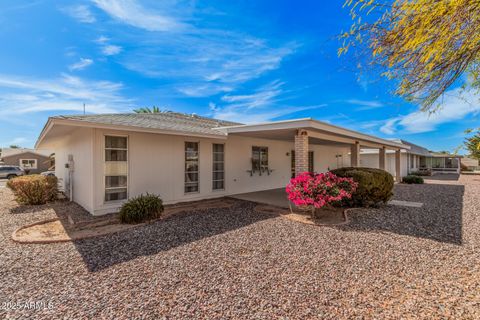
[36,113,409,150]
[388,139,431,156]
[0,148,52,159]
[429,152,461,158]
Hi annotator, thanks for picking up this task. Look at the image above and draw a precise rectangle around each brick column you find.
[395,149,402,182]
[379,146,386,170]
[294,129,309,176]
[350,141,360,167]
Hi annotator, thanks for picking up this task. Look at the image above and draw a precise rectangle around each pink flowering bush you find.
[286,172,358,211]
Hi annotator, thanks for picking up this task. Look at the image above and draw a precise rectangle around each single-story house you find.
[0,148,53,174]
[35,113,409,216]
[361,139,462,175]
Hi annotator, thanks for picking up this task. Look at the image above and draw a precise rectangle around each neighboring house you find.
[361,139,461,175]
[461,157,479,171]
[0,149,52,174]
[35,113,408,215]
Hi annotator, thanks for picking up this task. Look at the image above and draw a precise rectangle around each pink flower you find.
[286,172,357,210]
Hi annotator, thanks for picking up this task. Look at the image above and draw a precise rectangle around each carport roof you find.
[218,118,409,149]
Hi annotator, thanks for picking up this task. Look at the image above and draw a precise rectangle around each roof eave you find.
[36,118,228,148]
[219,118,409,149]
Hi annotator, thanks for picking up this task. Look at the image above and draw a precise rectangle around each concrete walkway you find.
[231,188,290,208]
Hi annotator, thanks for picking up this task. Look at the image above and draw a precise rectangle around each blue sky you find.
[0,0,478,152]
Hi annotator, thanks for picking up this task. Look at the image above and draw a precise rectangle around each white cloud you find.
[380,88,480,134]
[92,0,297,96]
[68,58,93,71]
[9,137,28,145]
[95,35,110,43]
[211,81,325,123]
[0,73,132,115]
[345,99,384,110]
[102,45,122,56]
[63,4,96,23]
[92,0,187,31]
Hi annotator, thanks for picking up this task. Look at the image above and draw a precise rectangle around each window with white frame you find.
[104,136,128,201]
[19,159,37,169]
[252,146,268,172]
[185,142,199,193]
[212,144,224,190]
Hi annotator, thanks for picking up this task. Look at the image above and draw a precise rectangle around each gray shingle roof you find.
[390,139,431,156]
[54,112,242,137]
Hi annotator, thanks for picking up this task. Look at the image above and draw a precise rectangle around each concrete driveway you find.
[0,179,7,188]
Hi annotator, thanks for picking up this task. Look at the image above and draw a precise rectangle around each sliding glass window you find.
[105,136,128,201]
[185,142,199,193]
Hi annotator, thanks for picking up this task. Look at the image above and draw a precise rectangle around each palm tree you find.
[133,106,161,113]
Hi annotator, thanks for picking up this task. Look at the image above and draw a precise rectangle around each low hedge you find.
[409,170,432,176]
[329,167,394,207]
[402,175,424,184]
[7,175,58,205]
[119,193,164,224]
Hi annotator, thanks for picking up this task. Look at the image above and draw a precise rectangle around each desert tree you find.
[339,0,480,111]
[133,106,162,113]
[465,131,480,160]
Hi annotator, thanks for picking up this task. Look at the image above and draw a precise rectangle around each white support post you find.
[379,146,386,170]
[351,141,360,167]
[395,149,402,182]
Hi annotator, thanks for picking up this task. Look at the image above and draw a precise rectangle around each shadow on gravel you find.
[70,202,275,272]
[338,182,464,245]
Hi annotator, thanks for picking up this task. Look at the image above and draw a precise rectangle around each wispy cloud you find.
[345,99,384,111]
[102,45,122,56]
[92,0,187,31]
[0,73,132,115]
[62,4,96,23]
[380,88,480,134]
[68,58,93,71]
[9,137,28,145]
[211,81,324,123]
[91,0,297,96]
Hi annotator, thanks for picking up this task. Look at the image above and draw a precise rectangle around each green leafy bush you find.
[402,175,424,184]
[7,175,58,205]
[329,167,394,207]
[409,170,432,176]
[119,193,164,224]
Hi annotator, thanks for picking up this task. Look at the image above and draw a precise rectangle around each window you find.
[212,144,224,190]
[291,150,314,178]
[410,154,414,169]
[105,136,128,201]
[252,146,268,172]
[185,142,199,193]
[19,159,37,169]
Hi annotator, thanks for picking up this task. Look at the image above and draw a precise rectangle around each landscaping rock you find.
[0,175,479,319]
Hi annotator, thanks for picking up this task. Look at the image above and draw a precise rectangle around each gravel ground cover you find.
[1,174,479,319]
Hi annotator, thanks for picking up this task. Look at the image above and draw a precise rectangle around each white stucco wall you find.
[85,129,350,215]
[54,127,94,212]
[360,152,409,178]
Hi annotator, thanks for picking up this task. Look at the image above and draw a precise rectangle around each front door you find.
[291,150,314,178]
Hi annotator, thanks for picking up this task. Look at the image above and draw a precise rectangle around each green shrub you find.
[409,170,432,176]
[7,175,58,205]
[402,175,424,184]
[329,167,394,207]
[119,193,164,224]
